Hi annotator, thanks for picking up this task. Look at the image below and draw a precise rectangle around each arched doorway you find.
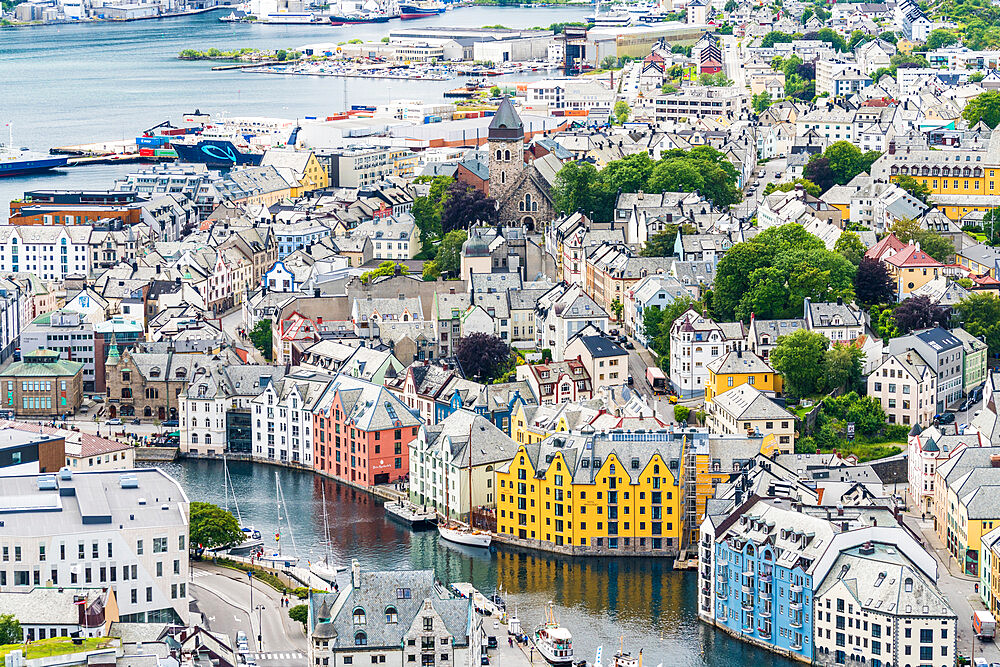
[522,216,535,231]
[157,406,165,421]
[169,407,178,420]
[109,405,117,418]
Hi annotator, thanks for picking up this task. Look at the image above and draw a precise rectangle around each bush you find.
[673,405,691,423]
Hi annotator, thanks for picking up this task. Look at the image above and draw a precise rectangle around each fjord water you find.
[154,459,798,667]
[0,6,589,215]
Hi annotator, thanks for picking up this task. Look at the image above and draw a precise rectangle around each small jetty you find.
[384,499,437,528]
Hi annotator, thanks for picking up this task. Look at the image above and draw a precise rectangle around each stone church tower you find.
[487,97,525,202]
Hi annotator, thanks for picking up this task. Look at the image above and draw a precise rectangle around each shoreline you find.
[173,451,686,562]
[0,5,227,29]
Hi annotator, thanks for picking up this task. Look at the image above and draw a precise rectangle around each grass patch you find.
[796,437,904,463]
[0,637,114,659]
[214,557,290,594]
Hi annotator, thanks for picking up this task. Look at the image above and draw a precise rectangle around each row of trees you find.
[770,329,865,397]
[552,147,741,220]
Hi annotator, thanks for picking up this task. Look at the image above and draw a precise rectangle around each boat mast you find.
[278,474,299,558]
[275,471,282,556]
[321,483,331,560]
[467,421,473,527]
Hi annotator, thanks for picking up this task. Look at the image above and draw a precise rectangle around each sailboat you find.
[437,423,492,548]
[532,602,573,665]
[223,454,262,548]
[255,472,300,568]
[310,484,342,582]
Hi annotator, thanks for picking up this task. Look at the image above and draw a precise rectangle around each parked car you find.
[107,418,122,426]
[935,413,956,424]
[958,399,972,412]
[624,340,635,349]
[627,376,634,386]
[162,420,179,427]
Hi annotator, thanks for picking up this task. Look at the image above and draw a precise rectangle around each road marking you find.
[234,617,242,622]
[209,616,216,622]
[191,570,210,578]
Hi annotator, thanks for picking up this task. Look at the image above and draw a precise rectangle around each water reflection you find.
[150,459,797,667]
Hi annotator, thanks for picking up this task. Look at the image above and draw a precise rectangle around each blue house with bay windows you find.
[433,377,534,435]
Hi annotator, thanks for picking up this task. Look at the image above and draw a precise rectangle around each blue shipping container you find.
[136,136,166,147]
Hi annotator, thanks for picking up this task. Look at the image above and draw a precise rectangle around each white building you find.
[0,226,93,280]
[250,369,332,466]
[905,424,980,514]
[669,308,746,398]
[813,543,956,667]
[523,78,614,114]
[407,409,516,521]
[534,283,608,362]
[625,275,693,343]
[0,467,189,625]
[868,351,938,429]
[352,213,419,261]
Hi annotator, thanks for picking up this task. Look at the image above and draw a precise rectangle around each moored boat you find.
[437,523,492,548]
[533,603,573,665]
[384,499,437,528]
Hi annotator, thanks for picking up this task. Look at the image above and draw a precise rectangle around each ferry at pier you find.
[0,146,69,177]
[533,603,573,665]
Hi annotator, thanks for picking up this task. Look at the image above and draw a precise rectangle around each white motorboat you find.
[532,603,573,665]
[437,523,492,548]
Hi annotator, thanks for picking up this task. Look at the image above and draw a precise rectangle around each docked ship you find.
[0,146,68,177]
[172,139,264,168]
[532,603,573,666]
[399,1,445,18]
[328,11,391,22]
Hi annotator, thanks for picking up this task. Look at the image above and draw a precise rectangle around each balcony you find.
[759,588,771,601]
[790,584,802,593]
[789,601,802,611]
[741,599,753,612]
[716,589,727,600]
[758,630,771,640]
[742,624,754,634]
[790,617,803,629]
[702,567,712,579]
[790,643,802,652]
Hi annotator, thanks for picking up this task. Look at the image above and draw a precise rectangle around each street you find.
[191,561,307,666]
[900,512,1000,664]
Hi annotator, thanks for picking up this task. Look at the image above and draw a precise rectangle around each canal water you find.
[149,458,797,667]
[0,6,591,217]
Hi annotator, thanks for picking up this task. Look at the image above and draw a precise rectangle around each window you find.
[353,608,367,625]
[424,617,433,631]
[355,632,368,646]
[386,607,398,623]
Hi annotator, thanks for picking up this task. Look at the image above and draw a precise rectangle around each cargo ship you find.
[328,11,392,23]
[399,2,445,18]
[171,139,264,168]
[0,146,69,177]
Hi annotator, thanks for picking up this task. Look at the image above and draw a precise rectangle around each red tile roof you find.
[864,233,906,261]
[884,244,943,268]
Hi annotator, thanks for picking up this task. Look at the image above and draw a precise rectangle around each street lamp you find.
[255,604,265,651]
[247,570,255,649]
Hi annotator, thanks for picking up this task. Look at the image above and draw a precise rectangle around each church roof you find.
[489,97,524,141]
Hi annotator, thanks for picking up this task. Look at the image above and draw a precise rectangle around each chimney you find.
[991,455,1000,468]
[155,264,161,273]
[314,288,321,298]
[351,558,361,588]
[837,296,843,306]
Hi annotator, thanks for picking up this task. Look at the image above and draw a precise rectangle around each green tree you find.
[600,55,619,70]
[552,161,612,221]
[648,158,705,193]
[925,28,959,49]
[360,261,409,284]
[276,49,288,61]
[752,91,773,113]
[640,223,697,257]
[190,502,246,550]
[611,298,624,321]
[422,259,441,281]
[821,141,880,186]
[249,319,272,361]
[724,0,736,9]
[289,604,309,626]
[834,231,867,266]
[490,85,501,96]
[600,152,654,195]
[771,329,830,398]
[761,30,797,48]
[434,230,468,277]
[411,175,453,249]
[954,293,1000,355]
[963,91,1000,128]
[0,614,20,645]
[613,100,631,124]
[894,174,933,204]
[869,303,899,339]
[889,218,955,262]
[763,179,822,197]
[824,343,865,393]
[643,296,700,372]
[673,405,691,423]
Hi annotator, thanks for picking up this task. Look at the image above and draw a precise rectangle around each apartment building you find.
[933,445,1000,576]
[669,308,747,399]
[250,368,331,467]
[0,349,84,418]
[495,432,685,555]
[407,409,515,521]
[868,350,937,428]
[887,328,965,414]
[653,87,750,123]
[706,384,795,451]
[534,283,608,362]
[0,467,189,625]
[179,361,284,458]
[906,424,981,515]
[323,146,413,189]
[311,373,421,487]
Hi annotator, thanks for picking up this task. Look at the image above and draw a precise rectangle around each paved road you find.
[721,35,747,90]
[191,562,308,667]
[900,512,1000,664]
[626,342,676,423]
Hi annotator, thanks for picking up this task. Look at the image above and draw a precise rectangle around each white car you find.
[107,418,122,425]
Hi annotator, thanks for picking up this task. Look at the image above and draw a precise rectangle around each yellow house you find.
[704,349,782,402]
[261,149,330,194]
[934,446,1000,576]
[510,402,592,446]
[495,433,684,554]
[884,244,943,298]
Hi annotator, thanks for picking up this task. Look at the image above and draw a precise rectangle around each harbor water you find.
[0,7,590,216]
[150,458,799,667]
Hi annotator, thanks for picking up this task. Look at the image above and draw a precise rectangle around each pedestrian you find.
[508,636,513,648]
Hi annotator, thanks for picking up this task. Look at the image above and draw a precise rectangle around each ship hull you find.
[0,156,69,177]
[172,139,263,167]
